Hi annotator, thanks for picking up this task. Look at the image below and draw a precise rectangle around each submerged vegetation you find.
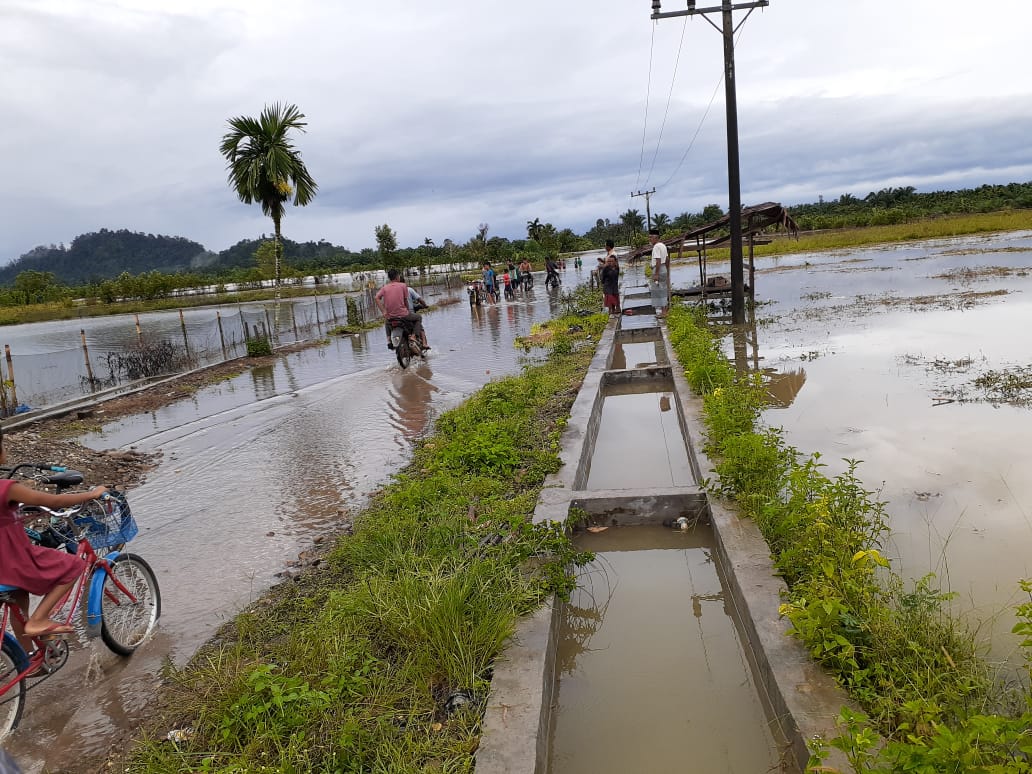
[125,295,608,772]
[665,302,1032,772]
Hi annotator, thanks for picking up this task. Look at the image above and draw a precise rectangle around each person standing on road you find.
[482,263,498,304]
[600,254,621,315]
[648,228,670,317]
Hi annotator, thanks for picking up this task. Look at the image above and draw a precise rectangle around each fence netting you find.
[0,292,383,416]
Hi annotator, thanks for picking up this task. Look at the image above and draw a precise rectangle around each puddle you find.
[671,230,1032,659]
[585,387,694,490]
[548,525,781,774]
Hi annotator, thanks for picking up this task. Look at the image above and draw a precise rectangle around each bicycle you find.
[0,477,160,740]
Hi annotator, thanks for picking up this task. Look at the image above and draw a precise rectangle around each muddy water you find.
[4,265,596,772]
[673,231,1032,659]
[610,340,661,370]
[548,525,781,773]
[585,385,693,490]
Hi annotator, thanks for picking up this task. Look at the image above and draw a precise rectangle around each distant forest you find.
[2,181,1031,296]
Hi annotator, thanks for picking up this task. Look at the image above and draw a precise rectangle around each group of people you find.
[373,232,672,357]
[478,258,545,303]
[593,231,670,317]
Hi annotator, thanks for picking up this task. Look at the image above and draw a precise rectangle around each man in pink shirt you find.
[375,268,427,350]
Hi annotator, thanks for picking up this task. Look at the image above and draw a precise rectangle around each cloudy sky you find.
[4,0,1032,262]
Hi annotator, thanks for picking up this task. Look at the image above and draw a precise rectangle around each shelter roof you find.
[623,202,799,261]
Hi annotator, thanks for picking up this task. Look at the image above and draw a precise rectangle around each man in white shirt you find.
[648,228,670,316]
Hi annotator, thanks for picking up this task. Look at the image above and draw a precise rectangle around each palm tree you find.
[220,103,318,289]
[651,212,671,231]
[526,218,544,241]
[620,208,645,238]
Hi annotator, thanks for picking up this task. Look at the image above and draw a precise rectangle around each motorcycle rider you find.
[375,268,429,351]
[545,255,561,287]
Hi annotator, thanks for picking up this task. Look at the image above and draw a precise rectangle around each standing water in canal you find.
[548,526,781,774]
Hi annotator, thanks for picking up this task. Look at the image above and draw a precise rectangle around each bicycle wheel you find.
[0,639,26,741]
[98,553,161,656]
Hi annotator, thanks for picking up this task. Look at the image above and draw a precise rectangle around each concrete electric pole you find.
[649,0,768,325]
[631,188,657,230]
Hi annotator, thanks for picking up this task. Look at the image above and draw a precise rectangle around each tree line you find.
[2,92,1029,311]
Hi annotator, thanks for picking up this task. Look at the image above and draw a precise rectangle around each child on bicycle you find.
[0,428,107,649]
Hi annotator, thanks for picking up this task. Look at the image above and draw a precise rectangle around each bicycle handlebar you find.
[1,463,67,477]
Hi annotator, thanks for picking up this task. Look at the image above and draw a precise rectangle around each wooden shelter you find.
[624,202,799,298]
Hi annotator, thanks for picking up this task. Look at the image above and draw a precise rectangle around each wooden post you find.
[329,295,339,324]
[313,294,322,334]
[241,312,249,342]
[264,308,275,343]
[178,309,191,357]
[748,233,756,301]
[216,311,228,360]
[80,329,97,392]
[289,303,299,342]
[4,345,17,409]
[134,314,143,346]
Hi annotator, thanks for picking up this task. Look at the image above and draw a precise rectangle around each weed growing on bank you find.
[124,304,607,773]
[665,302,1032,772]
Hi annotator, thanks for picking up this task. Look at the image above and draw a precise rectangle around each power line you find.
[635,24,657,190]
[657,58,726,190]
[644,14,690,187]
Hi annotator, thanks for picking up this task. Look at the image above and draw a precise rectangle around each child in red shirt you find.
[0,428,107,649]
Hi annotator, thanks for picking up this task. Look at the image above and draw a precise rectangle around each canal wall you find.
[475,297,855,772]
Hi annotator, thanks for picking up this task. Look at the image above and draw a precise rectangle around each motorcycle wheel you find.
[396,337,412,369]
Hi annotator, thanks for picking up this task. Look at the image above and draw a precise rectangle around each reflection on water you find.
[585,388,694,490]
[549,526,779,774]
[674,231,1032,659]
[764,367,807,407]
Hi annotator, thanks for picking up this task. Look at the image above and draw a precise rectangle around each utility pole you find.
[631,188,657,230]
[650,0,768,325]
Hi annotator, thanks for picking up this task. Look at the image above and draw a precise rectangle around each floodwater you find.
[609,340,663,370]
[584,384,694,490]
[4,264,594,772]
[548,525,781,774]
[673,230,1032,660]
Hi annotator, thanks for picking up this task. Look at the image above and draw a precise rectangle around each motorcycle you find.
[388,317,425,369]
[545,268,561,289]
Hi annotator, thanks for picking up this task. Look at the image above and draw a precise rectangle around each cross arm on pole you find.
[651,1,767,21]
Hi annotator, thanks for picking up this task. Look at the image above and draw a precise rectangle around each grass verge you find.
[665,301,1032,773]
[124,290,607,773]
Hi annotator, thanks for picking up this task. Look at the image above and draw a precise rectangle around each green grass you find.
[124,289,608,773]
[665,301,1032,772]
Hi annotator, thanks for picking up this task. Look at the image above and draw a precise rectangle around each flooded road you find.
[6,266,592,772]
[675,230,1032,661]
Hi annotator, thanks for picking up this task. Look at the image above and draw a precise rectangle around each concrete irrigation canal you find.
[476,268,851,774]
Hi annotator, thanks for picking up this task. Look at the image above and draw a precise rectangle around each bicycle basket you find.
[74,491,138,550]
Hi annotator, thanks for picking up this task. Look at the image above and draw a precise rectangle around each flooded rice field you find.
[674,230,1032,662]
[5,265,591,772]
[548,525,781,774]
